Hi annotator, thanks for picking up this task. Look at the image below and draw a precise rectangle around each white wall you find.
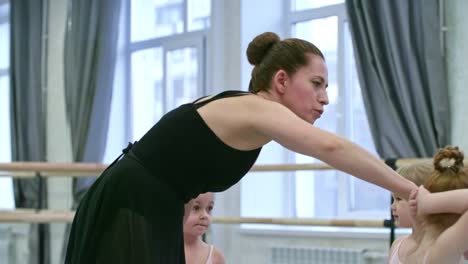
[447,0,468,151]
[45,0,73,263]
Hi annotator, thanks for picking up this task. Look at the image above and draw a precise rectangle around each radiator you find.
[270,246,366,264]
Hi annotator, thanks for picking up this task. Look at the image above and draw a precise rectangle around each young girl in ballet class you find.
[388,146,468,263]
[388,161,432,263]
[390,161,432,228]
[184,192,225,264]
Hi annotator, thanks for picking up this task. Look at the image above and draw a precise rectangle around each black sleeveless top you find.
[65,90,262,264]
[132,90,262,202]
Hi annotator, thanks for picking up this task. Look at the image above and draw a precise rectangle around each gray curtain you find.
[346,0,449,158]
[64,0,121,202]
[61,0,121,259]
[10,1,49,264]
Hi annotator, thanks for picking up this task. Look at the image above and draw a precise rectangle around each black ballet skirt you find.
[65,91,262,264]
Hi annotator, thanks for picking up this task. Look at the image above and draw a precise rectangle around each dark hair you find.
[246,32,325,93]
[422,146,468,233]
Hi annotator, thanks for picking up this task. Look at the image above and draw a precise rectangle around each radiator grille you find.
[270,246,366,264]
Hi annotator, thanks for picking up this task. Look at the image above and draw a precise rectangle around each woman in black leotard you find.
[65,31,416,264]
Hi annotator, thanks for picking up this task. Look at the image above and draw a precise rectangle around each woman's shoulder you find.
[196,91,286,120]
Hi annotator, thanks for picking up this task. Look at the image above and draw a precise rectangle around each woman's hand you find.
[408,187,419,225]
[410,185,431,217]
[417,185,431,213]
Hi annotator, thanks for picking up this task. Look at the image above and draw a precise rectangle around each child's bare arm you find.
[418,187,468,215]
[418,187,468,262]
[431,209,468,262]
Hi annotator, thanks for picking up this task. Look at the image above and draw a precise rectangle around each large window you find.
[129,0,208,140]
[242,1,389,221]
[104,0,210,161]
[0,0,14,209]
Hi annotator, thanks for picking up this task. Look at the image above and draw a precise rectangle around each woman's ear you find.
[272,70,289,94]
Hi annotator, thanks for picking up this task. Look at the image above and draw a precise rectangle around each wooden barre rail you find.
[0,161,401,227]
[0,159,432,177]
[213,217,385,227]
[0,210,386,227]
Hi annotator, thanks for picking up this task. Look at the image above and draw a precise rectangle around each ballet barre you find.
[0,159,431,229]
[0,158,433,177]
[0,209,387,227]
[0,159,432,258]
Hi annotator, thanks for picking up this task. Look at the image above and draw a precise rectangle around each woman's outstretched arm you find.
[250,98,416,199]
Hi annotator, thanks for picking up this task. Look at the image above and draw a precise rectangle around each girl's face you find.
[391,194,412,228]
[183,193,214,237]
[281,54,329,124]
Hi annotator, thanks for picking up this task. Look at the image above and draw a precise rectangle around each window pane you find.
[242,142,293,217]
[293,16,339,142]
[0,22,9,69]
[187,0,210,31]
[0,2,9,17]
[292,0,344,11]
[165,47,198,110]
[0,76,11,161]
[0,76,14,209]
[242,172,290,217]
[293,18,388,220]
[292,17,340,218]
[103,48,127,163]
[131,0,184,41]
[131,48,164,140]
[344,23,389,217]
[296,171,338,218]
[346,28,375,154]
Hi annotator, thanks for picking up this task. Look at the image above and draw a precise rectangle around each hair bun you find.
[246,32,280,65]
[433,146,464,173]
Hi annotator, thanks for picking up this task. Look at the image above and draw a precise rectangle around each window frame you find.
[240,1,388,222]
[288,2,387,220]
[106,0,209,146]
[0,0,14,209]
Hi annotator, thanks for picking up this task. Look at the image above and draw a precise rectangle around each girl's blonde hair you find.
[396,161,433,186]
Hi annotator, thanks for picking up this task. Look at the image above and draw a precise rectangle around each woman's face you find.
[281,54,329,124]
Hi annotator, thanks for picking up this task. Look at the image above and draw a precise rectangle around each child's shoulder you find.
[390,235,407,251]
[388,235,409,260]
[211,245,226,264]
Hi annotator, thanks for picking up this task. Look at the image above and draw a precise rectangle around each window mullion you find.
[183,0,188,32]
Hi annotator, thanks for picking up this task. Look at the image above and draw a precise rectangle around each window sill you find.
[238,224,411,240]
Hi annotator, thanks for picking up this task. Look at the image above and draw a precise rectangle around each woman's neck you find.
[256,90,280,102]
